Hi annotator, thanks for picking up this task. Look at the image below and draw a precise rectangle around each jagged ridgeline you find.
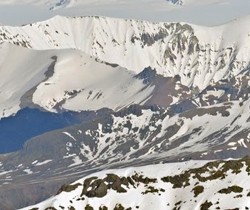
[0,16,248,88]
[0,16,249,117]
[1,15,250,209]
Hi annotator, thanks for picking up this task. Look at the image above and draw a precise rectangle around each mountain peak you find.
[49,0,73,10]
[166,0,184,5]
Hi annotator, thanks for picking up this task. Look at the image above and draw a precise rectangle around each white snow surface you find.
[1,15,250,90]
[0,43,54,118]
[32,49,154,113]
[20,159,250,210]
[0,42,153,118]
[1,15,250,116]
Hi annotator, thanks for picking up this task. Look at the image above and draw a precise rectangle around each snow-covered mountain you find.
[0,42,156,118]
[1,15,250,209]
[166,0,228,6]
[0,0,71,10]
[21,157,250,210]
[0,0,249,26]
[166,0,183,5]
[1,15,250,89]
[1,16,250,117]
[1,99,250,208]
[2,15,250,210]
[0,0,229,9]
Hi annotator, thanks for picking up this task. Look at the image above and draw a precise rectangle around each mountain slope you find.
[0,0,250,26]
[2,16,250,209]
[1,97,250,209]
[0,42,156,118]
[1,15,250,91]
[1,16,250,116]
[166,0,183,5]
[21,157,250,210]
[0,0,70,10]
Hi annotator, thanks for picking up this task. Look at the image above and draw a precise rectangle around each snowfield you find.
[20,158,250,210]
[1,15,250,117]
[0,43,154,118]
[1,15,250,87]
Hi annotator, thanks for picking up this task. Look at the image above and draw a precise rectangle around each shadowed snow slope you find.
[2,99,250,208]
[0,43,154,118]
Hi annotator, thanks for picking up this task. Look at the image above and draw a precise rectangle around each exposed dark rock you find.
[200,201,213,210]
[218,186,243,194]
[192,185,204,197]
[57,183,82,194]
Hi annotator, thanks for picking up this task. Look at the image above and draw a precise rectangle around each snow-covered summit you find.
[0,42,156,118]
[0,0,71,10]
[1,15,250,90]
[166,0,183,5]
[0,0,249,26]
[166,0,227,6]
[1,15,250,117]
